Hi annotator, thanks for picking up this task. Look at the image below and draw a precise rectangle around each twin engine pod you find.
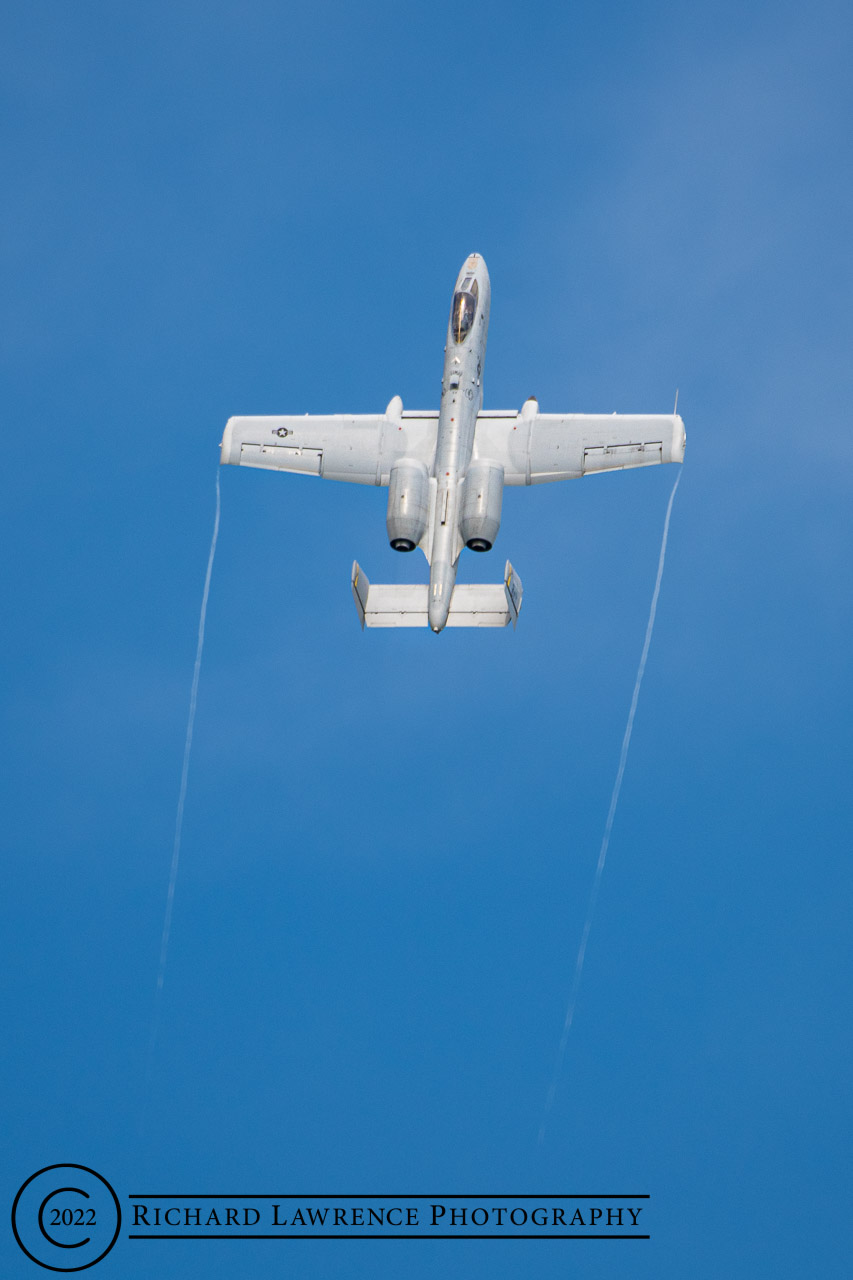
[386,461,430,552]
[386,460,505,553]
[459,462,504,551]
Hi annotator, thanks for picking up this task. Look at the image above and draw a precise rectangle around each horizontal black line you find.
[127,1194,650,1200]
[128,1234,649,1241]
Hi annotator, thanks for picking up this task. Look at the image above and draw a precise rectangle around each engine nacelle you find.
[386,460,429,552]
[460,462,504,552]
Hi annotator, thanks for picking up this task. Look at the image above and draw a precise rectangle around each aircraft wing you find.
[472,411,686,484]
[221,406,685,486]
[220,404,438,485]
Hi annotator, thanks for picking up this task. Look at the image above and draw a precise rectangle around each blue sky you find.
[2,1,851,1276]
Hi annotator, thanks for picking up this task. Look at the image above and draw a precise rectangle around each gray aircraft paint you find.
[220,255,686,631]
[428,253,491,630]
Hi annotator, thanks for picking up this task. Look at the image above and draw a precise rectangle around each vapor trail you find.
[539,469,681,1143]
[148,470,221,1068]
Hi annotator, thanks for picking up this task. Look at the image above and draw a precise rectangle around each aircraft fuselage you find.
[429,254,492,632]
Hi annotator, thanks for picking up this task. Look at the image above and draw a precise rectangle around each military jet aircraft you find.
[220,254,686,632]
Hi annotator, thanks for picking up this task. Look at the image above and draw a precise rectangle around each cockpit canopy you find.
[450,276,479,344]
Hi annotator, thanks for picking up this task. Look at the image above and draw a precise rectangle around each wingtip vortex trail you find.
[147,469,222,1083]
[538,468,682,1144]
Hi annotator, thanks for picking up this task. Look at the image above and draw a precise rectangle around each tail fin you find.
[351,561,523,630]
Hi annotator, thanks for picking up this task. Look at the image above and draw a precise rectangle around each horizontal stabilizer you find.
[351,561,523,630]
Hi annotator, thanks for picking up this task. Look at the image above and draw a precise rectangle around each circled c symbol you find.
[38,1188,91,1249]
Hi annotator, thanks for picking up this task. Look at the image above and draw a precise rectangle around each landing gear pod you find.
[387,460,430,552]
[460,462,504,552]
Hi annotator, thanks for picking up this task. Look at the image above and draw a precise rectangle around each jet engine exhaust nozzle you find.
[460,462,504,554]
[387,461,430,553]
